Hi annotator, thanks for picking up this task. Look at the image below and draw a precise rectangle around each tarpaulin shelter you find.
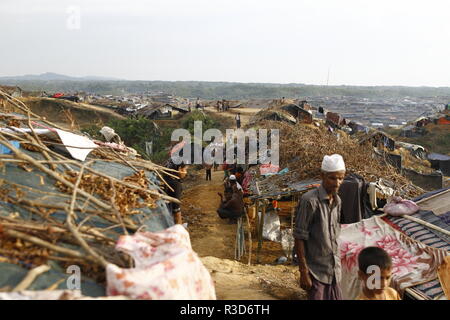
[428,153,450,176]
[0,90,179,296]
[247,169,321,263]
[280,104,313,124]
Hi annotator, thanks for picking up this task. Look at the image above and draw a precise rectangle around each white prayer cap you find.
[229,175,237,180]
[321,154,346,172]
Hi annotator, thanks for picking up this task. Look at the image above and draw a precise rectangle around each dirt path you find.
[182,170,237,259]
[182,169,306,300]
[204,106,260,127]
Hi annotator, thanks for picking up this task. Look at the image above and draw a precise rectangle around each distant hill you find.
[1,76,450,99]
[0,72,122,82]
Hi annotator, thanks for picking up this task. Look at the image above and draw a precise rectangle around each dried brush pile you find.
[256,120,424,198]
[0,89,179,286]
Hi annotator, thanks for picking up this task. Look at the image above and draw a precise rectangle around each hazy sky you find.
[1,0,450,86]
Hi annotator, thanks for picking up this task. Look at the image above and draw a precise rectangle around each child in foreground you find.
[357,247,401,300]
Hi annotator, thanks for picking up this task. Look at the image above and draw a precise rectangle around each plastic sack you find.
[383,196,420,216]
[99,126,117,142]
[106,225,216,300]
[261,210,281,242]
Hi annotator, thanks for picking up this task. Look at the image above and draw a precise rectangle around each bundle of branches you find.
[56,169,159,215]
[0,89,180,286]
[256,120,424,198]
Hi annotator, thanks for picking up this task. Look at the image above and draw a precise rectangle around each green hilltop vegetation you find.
[3,79,450,99]
[82,110,234,164]
[385,124,450,155]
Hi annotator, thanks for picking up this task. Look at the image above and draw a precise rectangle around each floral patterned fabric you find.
[106,225,216,300]
[339,216,448,300]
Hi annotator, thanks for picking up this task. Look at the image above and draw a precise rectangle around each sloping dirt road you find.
[182,169,305,300]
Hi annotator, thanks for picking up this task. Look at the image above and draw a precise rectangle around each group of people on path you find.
[216,99,230,112]
[216,164,245,224]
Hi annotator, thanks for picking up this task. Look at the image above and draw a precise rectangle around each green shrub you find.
[181,110,218,135]
[81,111,231,164]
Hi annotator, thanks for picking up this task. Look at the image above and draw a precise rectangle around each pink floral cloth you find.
[259,164,280,175]
[339,216,448,300]
[106,225,216,300]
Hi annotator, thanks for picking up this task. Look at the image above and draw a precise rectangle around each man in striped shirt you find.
[294,154,346,300]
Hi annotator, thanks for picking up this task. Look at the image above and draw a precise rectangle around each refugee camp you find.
[0,0,448,305]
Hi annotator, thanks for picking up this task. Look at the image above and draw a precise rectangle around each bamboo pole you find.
[12,264,51,292]
[246,210,252,266]
[3,229,88,260]
[402,215,450,237]
[256,201,266,264]
[416,189,450,205]
[66,163,109,268]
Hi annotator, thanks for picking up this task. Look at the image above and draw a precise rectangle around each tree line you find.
[3,80,450,100]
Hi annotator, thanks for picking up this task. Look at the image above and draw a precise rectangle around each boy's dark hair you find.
[358,247,392,274]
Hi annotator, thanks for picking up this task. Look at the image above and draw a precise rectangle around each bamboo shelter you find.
[0,89,180,295]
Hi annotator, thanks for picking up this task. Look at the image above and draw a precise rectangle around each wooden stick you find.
[12,264,51,292]
[3,228,90,260]
[12,194,133,233]
[0,219,114,244]
[4,197,62,225]
[256,201,266,264]
[246,209,252,266]
[25,112,57,171]
[404,288,426,300]
[416,189,450,205]
[402,215,450,237]
[0,221,66,233]
[109,177,129,236]
[66,163,109,268]
[45,279,65,291]
[78,164,180,203]
[110,147,139,173]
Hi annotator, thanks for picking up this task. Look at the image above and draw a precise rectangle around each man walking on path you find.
[235,113,241,128]
[204,163,212,181]
[163,160,189,225]
[294,154,346,300]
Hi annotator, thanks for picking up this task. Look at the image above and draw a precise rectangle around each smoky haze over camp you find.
[1,0,450,87]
